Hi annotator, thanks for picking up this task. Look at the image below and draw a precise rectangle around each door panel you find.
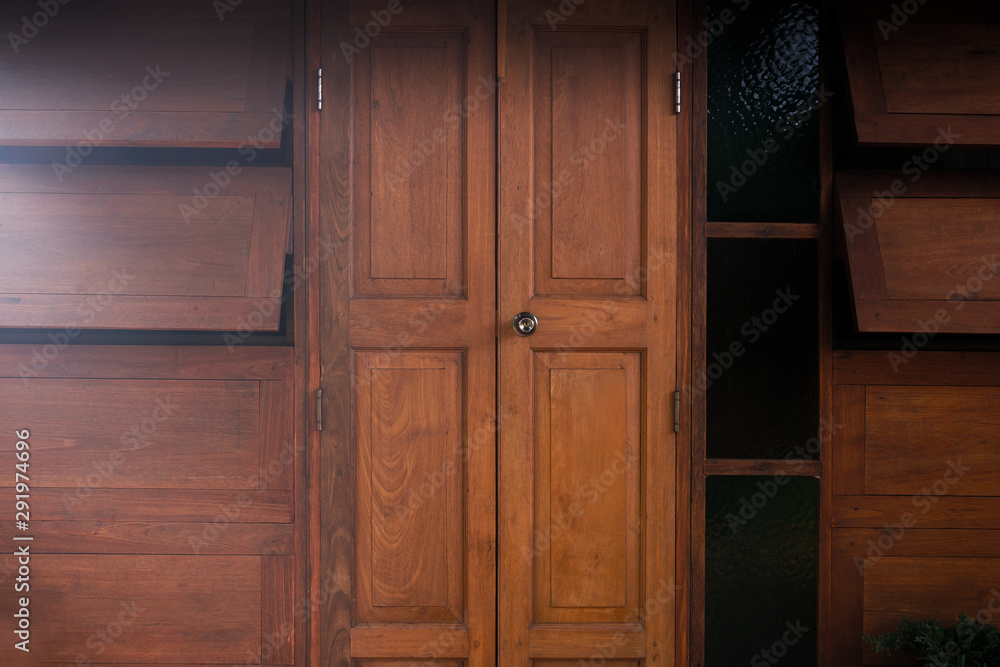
[353,32,465,295]
[319,0,495,664]
[532,352,642,624]
[500,0,678,664]
[532,31,643,295]
[355,351,465,623]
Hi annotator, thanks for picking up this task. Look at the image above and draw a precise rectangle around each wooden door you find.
[499,1,679,664]
[318,0,496,665]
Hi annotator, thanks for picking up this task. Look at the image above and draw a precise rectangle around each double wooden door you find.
[318,0,680,664]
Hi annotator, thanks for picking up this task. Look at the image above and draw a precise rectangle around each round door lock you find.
[513,312,538,336]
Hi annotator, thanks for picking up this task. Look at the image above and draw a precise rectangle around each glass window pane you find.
[707,0,820,223]
[705,239,818,460]
[706,475,818,666]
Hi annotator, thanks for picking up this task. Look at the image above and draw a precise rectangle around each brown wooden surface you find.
[704,222,824,239]
[499,1,677,663]
[0,555,261,663]
[837,172,1000,333]
[318,1,496,664]
[836,0,1000,146]
[0,5,290,147]
[829,351,1000,665]
[0,346,297,665]
[0,165,292,331]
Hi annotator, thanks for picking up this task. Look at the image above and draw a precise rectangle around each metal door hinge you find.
[317,68,323,111]
[673,390,681,433]
[674,71,681,114]
[316,388,323,431]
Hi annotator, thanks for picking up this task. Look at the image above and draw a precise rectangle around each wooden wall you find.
[828,351,1000,665]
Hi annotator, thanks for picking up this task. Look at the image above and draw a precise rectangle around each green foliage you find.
[864,615,1000,667]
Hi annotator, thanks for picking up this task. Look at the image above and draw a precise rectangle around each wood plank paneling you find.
[0,379,260,490]
[0,9,289,147]
[0,166,292,331]
[0,346,297,665]
[0,555,261,663]
[876,200,1000,300]
[876,24,1000,115]
[865,386,1000,496]
[837,0,1000,146]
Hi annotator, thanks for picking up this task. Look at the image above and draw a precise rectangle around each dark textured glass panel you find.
[706,475,818,667]
[707,0,820,223]
[705,239,818,459]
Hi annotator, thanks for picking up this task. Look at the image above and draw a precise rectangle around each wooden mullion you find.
[704,459,822,477]
[705,222,823,239]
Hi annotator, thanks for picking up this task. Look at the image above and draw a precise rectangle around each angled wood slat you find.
[0,165,292,331]
[836,171,1000,333]
[0,2,290,147]
[836,0,1000,146]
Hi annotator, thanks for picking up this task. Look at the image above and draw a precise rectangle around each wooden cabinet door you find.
[318,1,496,665]
[498,1,679,664]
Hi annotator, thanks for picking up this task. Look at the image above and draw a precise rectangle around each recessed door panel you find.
[354,32,465,296]
[533,352,642,623]
[532,31,643,296]
[356,351,464,622]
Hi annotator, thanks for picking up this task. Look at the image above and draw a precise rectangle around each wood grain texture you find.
[0,344,297,664]
[355,351,464,623]
[532,31,642,296]
[837,0,1000,146]
[836,172,1000,333]
[0,378,259,489]
[865,386,1000,496]
[876,24,1000,115]
[829,350,1000,664]
[0,555,260,663]
[0,166,292,331]
[532,353,641,623]
[319,1,496,663]
[500,1,677,663]
[0,9,289,146]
